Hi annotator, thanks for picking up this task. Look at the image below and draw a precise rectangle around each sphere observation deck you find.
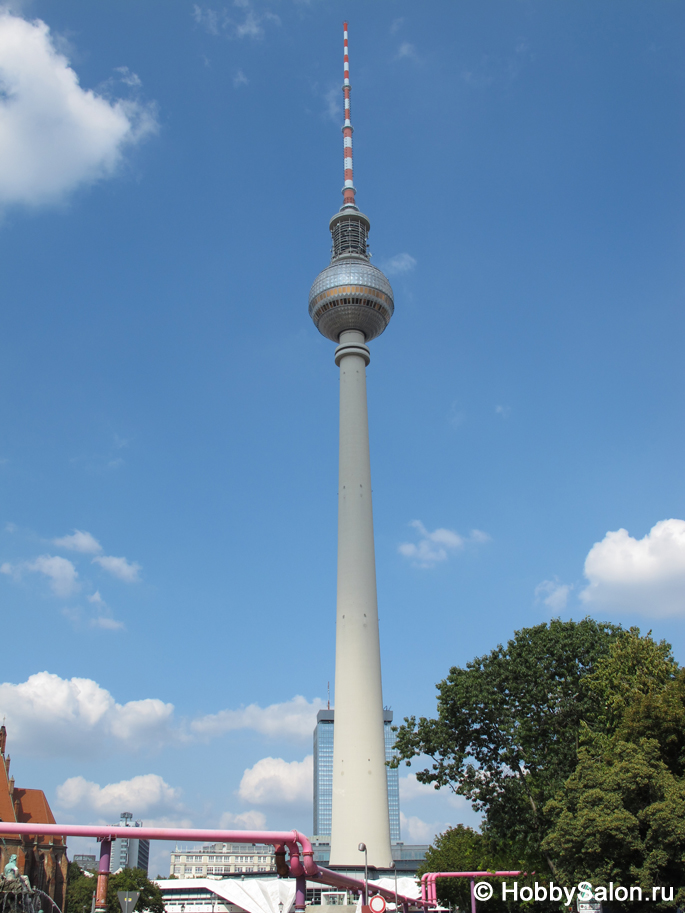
[308,209,394,343]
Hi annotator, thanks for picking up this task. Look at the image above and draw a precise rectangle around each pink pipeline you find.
[0,823,420,910]
[421,872,522,913]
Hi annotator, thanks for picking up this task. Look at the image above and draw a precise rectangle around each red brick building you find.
[0,726,68,911]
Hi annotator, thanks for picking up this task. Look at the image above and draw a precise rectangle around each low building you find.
[169,844,276,878]
[0,726,68,911]
[74,854,98,874]
[308,839,428,875]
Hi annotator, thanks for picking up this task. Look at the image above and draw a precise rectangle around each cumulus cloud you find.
[238,756,313,806]
[1,554,78,596]
[56,773,182,818]
[535,578,572,611]
[92,554,141,582]
[380,253,417,276]
[0,10,157,207]
[399,812,449,844]
[398,521,489,569]
[219,809,267,830]
[580,519,685,617]
[0,672,174,757]
[399,773,439,802]
[192,695,322,741]
[0,672,325,758]
[53,530,102,554]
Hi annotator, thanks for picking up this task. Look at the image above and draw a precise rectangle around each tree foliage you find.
[416,826,531,912]
[542,734,685,907]
[392,618,620,872]
[66,868,163,913]
[406,621,685,903]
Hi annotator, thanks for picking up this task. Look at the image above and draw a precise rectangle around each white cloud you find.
[390,18,404,35]
[0,672,174,757]
[495,405,511,418]
[219,809,267,830]
[53,529,102,554]
[399,521,489,569]
[191,695,322,741]
[580,519,685,617]
[92,554,141,582]
[233,69,248,87]
[399,812,449,844]
[324,86,340,122]
[396,42,418,62]
[88,590,105,605]
[0,10,157,207]
[238,756,313,806]
[380,253,417,276]
[91,615,125,631]
[56,773,183,819]
[193,5,279,41]
[535,578,572,611]
[1,554,79,596]
[399,773,439,802]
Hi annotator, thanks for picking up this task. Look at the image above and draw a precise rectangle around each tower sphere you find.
[308,209,394,343]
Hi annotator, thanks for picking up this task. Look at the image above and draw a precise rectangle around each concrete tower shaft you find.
[330,330,392,868]
[307,23,394,869]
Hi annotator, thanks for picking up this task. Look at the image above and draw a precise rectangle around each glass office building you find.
[313,709,400,842]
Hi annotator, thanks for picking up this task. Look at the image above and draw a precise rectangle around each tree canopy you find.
[395,620,685,903]
[392,618,620,873]
[66,868,164,913]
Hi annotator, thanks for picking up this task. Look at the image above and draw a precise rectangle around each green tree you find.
[542,734,685,909]
[66,869,164,913]
[416,826,528,912]
[66,873,96,913]
[392,618,620,874]
[107,869,164,913]
[541,629,685,904]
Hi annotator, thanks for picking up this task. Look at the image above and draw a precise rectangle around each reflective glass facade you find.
[313,709,400,842]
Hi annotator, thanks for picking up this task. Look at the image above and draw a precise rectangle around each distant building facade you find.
[169,844,276,878]
[313,710,400,842]
[111,812,150,874]
[74,854,98,873]
[0,726,68,910]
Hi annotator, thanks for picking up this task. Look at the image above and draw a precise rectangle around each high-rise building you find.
[307,23,395,869]
[111,812,150,874]
[313,710,400,842]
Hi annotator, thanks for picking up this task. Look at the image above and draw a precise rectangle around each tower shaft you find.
[329,329,392,868]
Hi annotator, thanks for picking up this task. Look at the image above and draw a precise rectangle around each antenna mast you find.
[342,22,356,209]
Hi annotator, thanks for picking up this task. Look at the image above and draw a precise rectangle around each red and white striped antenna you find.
[342,22,356,209]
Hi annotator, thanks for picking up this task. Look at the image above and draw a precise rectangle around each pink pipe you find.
[296,864,418,907]
[0,823,318,877]
[421,872,522,907]
[0,823,419,908]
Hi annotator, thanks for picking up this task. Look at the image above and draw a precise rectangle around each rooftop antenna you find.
[327,682,330,710]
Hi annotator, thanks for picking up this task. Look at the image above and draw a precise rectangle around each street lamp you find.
[358,844,368,905]
[391,862,397,913]
[278,902,284,913]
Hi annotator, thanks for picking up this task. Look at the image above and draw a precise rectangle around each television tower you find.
[308,23,394,869]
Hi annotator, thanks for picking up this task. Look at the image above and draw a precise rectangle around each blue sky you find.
[1,0,684,876]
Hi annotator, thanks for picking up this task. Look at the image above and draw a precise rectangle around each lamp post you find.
[391,862,397,912]
[358,843,368,904]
